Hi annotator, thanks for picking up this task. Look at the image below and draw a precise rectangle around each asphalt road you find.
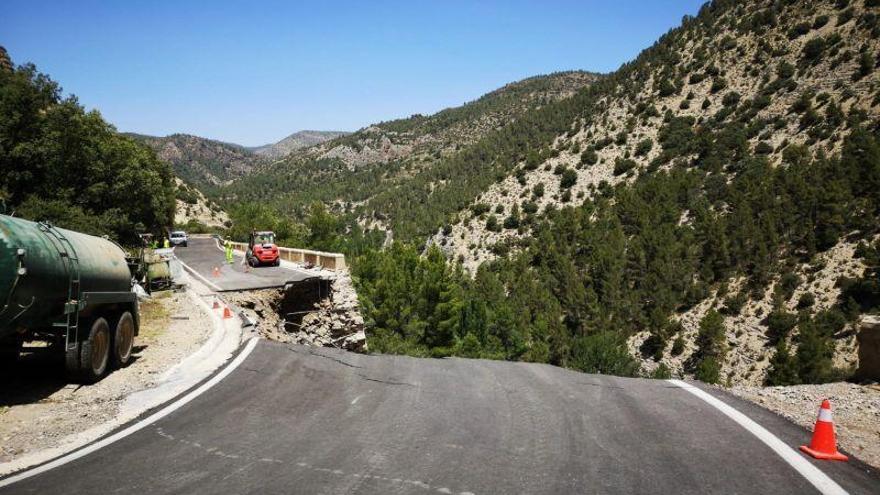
[3,341,878,494]
[175,237,319,291]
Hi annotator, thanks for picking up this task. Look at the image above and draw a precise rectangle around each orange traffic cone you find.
[223,306,233,319]
[212,297,220,309]
[212,266,220,277]
[800,399,848,461]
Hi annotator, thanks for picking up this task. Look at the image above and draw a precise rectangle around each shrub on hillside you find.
[795,317,836,383]
[721,292,747,315]
[503,204,521,229]
[777,61,796,79]
[670,335,685,356]
[470,203,491,216]
[765,339,799,386]
[613,158,637,176]
[485,214,500,232]
[570,332,639,377]
[532,182,545,198]
[797,292,816,309]
[801,37,827,64]
[695,356,722,384]
[580,149,599,166]
[766,309,798,344]
[560,168,577,189]
[635,138,653,156]
[658,79,677,97]
[696,310,727,360]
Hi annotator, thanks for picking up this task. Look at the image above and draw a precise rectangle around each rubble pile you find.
[224,270,366,352]
[295,273,367,351]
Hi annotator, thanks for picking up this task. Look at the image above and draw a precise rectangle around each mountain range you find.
[129,130,345,189]
[140,0,880,386]
[248,130,349,159]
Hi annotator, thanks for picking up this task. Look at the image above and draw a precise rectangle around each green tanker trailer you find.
[0,214,138,382]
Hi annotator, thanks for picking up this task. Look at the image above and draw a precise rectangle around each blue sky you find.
[2,0,704,146]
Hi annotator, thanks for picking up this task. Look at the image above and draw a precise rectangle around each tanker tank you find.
[0,214,139,382]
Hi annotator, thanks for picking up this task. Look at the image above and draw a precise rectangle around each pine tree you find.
[795,318,835,384]
[765,339,799,386]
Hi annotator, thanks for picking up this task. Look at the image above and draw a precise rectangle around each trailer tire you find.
[65,341,81,375]
[112,311,136,368]
[78,317,111,383]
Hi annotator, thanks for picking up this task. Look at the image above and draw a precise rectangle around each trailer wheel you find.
[112,312,136,367]
[78,317,111,383]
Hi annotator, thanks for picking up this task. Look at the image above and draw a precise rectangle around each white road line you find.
[177,257,224,292]
[667,379,848,495]
[0,338,260,489]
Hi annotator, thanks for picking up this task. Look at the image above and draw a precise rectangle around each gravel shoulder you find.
[0,290,213,463]
[729,382,880,469]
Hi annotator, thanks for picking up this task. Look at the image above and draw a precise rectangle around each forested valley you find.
[3,0,880,387]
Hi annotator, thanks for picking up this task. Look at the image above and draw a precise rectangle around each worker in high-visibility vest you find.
[163,237,170,249]
[225,240,234,264]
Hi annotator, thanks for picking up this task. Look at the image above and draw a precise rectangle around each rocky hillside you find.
[211,1,879,388]
[420,0,880,385]
[174,179,229,229]
[219,71,600,223]
[131,133,264,189]
[437,0,880,272]
[250,130,348,159]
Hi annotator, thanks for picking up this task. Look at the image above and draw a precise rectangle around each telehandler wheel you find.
[112,311,136,368]
[78,317,111,383]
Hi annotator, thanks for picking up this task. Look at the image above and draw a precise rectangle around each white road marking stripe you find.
[0,338,260,489]
[667,379,848,495]
[176,257,224,292]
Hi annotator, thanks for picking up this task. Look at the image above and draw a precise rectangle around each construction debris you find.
[224,270,366,352]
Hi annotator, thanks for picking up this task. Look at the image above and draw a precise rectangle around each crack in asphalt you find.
[355,374,419,387]
[287,346,365,369]
[578,381,624,390]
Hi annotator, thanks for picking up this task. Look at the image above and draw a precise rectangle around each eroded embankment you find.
[224,270,366,351]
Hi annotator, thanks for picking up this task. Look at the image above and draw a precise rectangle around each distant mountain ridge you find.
[250,130,349,159]
[221,71,601,221]
[130,129,345,189]
[128,133,263,188]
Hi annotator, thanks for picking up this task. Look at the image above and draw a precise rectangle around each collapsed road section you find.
[176,235,366,351]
